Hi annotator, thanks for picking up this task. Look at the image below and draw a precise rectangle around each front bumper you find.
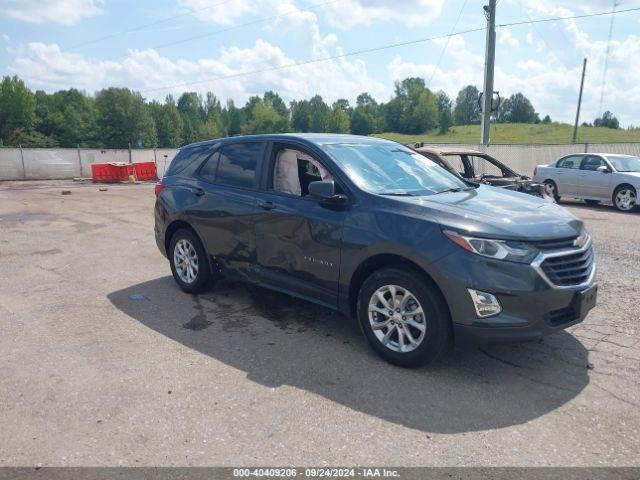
[431,248,596,347]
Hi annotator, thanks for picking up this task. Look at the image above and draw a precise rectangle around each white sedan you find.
[533,153,640,212]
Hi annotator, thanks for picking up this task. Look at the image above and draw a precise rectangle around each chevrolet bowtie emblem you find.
[574,235,586,248]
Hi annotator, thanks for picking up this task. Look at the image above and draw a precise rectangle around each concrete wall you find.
[0,148,179,181]
[1,143,640,181]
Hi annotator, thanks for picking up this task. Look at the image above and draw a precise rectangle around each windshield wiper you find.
[435,186,475,194]
[379,191,416,196]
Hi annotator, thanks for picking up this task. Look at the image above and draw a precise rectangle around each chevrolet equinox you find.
[154,134,597,367]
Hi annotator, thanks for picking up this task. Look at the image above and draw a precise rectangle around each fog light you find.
[467,289,502,318]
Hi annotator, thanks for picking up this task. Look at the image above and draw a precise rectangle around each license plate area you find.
[577,284,597,317]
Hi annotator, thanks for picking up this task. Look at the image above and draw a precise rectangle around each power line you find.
[599,0,621,117]
[427,0,468,89]
[497,6,638,27]
[142,26,488,93]
[98,0,340,64]
[148,0,340,53]
[140,6,640,95]
[65,0,236,51]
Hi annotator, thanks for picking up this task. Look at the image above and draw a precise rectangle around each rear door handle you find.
[192,187,205,197]
[257,200,276,210]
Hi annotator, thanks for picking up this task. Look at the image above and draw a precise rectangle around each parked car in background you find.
[411,144,546,198]
[533,153,640,212]
[155,134,596,367]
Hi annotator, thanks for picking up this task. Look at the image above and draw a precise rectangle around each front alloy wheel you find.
[368,285,426,353]
[358,267,452,367]
[614,187,637,212]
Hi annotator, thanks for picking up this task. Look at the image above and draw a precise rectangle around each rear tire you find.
[584,199,600,206]
[613,185,637,212]
[357,267,452,368]
[543,180,561,202]
[169,228,212,293]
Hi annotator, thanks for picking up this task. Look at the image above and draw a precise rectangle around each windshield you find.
[607,155,640,172]
[322,142,470,195]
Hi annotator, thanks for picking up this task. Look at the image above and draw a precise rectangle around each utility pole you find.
[480,0,496,145]
[572,58,587,144]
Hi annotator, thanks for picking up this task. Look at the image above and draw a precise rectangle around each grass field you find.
[374,123,640,145]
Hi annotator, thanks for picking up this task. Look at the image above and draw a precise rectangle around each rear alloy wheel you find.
[169,228,212,293]
[613,186,637,212]
[358,268,451,367]
[543,180,560,202]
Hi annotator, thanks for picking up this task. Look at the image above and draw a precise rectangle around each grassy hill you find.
[374,123,640,145]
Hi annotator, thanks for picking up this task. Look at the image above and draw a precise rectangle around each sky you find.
[0,0,639,127]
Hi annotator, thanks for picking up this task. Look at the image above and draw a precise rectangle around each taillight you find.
[533,167,537,176]
[154,182,165,197]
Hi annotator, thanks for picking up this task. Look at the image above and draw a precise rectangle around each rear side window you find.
[557,155,583,169]
[215,142,265,189]
[165,145,214,176]
[198,152,220,184]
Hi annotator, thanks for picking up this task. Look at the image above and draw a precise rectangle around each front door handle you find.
[257,200,276,210]
[192,187,205,197]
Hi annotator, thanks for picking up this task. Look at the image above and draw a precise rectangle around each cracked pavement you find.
[0,181,638,466]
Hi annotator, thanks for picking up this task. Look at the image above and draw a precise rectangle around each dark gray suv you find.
[154,134,597,367]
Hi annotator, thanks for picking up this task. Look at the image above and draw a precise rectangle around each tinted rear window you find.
[165,145,214,177]
[215,142,265,189]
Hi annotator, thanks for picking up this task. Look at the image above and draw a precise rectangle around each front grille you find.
[540,246,594,287]
[533,236,577,251]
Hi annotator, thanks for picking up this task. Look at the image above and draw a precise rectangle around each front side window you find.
[272,148,333,196]
[606,155,640,172]
[322,142,468,196]
[581,156,606,171]
[557,155,583,169]
[215,142,265,189]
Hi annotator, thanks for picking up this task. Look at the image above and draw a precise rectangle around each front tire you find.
[169,228,212,293]
[357,267,452,368]
[613,185,637,212]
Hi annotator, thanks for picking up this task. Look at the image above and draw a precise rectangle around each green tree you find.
[177,92,206,144]
[290,99,311,132]
[383,77,438,134]
[263,90,288,118]
[542,114,552,124]
[95,87,157,148]
[150,96,183,147]
[497,92,538,123]
[221,99,242,136]
[309,95,329,132]
[594,111,620,129]
[436,90,453,134]
[453,85,481,125]
[350,92,381,136]
[325,102,350,133]
[241,101,289,134]
[0,75,36,143]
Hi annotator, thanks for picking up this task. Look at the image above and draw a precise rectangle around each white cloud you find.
[386,27,640,127]
[320,0,444,28]
[7,37,388,106]
[499,29,519,47]
[176,0,253,26]
[0,0,103,25]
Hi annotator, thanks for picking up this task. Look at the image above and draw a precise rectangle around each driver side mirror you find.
[596,165,612,173]
[308,180,348,204]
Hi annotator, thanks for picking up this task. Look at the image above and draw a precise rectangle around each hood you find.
[389,185,582,240]
[618,171,640,180]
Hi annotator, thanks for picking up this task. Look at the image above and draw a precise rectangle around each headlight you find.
[443,229,538,263]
